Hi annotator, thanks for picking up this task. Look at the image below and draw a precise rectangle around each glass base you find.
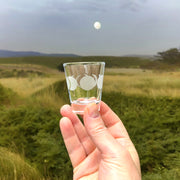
[71,99,100,114]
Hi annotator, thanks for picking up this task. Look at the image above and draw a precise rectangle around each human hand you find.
[60,101,141,180]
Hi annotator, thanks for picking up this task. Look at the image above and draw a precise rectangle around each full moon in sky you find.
[94,21,101,30]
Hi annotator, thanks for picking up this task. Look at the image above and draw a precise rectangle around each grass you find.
[0,63,179,179]
[0,65,65,109]
[0,147,42,180]
[0,57,63,69]
[0,56,151,69]
[0,77,63,97]
[29,84,65,109]
[0,63,61,74]
[0,64,64,98]
[103,70,180,97]
[1,67,180,98]
[142,169,180,180]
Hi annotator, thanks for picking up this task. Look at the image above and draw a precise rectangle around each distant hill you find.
[0,49,79,57]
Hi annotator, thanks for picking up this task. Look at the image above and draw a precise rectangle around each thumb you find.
[83,103,121,156]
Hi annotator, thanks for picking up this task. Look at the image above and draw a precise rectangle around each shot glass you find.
[63,62,105,114]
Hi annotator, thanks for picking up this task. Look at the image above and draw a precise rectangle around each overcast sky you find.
[0,0,180,56]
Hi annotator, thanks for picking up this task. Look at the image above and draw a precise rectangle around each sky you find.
[0,0,180,56]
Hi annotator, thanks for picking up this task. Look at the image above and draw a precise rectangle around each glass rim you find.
[63,61,105,67]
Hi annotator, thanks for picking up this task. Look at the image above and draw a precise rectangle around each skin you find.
[60,101,141,180]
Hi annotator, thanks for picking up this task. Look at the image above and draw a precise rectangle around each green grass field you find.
[0,59,180,180]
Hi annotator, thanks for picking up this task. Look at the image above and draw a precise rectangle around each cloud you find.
[120,0,148,12]
[0,0,148,15]
[2,0,180,56]
[43,0,148,16]
[44,0,107,14]
[0,0,48,14]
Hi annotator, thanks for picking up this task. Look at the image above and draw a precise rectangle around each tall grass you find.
[0,147,42,180]
[0,70,179,179]
[103,70,180,97]
[0,77,63,97]
[29,84,65,109]
[1,69,180,98]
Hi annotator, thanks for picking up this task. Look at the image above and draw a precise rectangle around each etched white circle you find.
[80,75,97,91]
[97,75,103,89]
[67,76,77,91]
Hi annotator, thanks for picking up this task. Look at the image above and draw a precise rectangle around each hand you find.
[60,101,141,180]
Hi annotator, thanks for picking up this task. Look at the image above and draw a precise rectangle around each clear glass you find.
[63,62,105,114]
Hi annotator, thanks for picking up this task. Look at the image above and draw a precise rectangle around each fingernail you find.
[86,103,99,118]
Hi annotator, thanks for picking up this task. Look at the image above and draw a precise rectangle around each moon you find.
[94,21,101,30]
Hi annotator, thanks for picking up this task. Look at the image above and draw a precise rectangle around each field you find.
[1,65,180,98]
[0,59,180,180]
[105,68,180,97]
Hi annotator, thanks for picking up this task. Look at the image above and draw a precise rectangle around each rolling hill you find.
[0,49,79,57]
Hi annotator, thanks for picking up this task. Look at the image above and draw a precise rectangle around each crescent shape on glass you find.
[67,76,78,91]
[97,75,104,89]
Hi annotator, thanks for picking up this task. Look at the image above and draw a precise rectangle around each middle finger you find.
[60,104,96,155]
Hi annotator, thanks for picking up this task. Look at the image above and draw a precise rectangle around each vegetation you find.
[0,68,46,78]
[0,105,72,179]
[0,77,61,97]
[104,70,180,97]
[0,82,71,179]
[0,147,42,180]
[0,75,180,179]
[143,169,180,180]
[0,83,16,105]
[102,92,180,175]
[1,67,180,98]
[0,56,151,70]
[0,53,180,179]
[0,48,180,71]
[141,48,180,70]
[157,48,180,64]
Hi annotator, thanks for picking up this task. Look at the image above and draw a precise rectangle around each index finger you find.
[99,101,141,173]
[99,101,130,138]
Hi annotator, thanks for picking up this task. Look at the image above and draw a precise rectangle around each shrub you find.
[0,106,72,179]
[0,84,15,105]
[102,92,180,173]
[0,80,179,179]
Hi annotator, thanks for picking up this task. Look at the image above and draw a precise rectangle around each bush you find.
[37,80,180,175]
[0,106,72,179]
[0,84,15,105]
[0,80,179,179]
[102,92,180,173]
[142,168,180,180]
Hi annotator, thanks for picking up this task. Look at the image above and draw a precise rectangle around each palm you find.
[73,148,100,180]
[60,102,141,180]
